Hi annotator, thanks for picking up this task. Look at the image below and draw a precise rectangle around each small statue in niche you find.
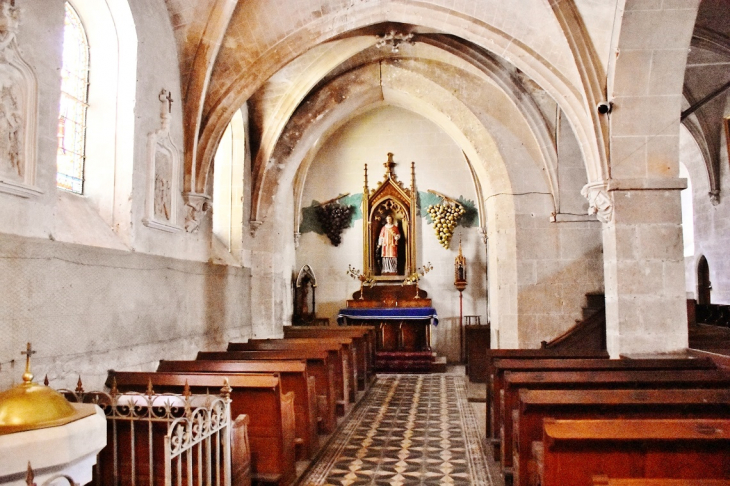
[377,215,400,274]
[0,70,21,178]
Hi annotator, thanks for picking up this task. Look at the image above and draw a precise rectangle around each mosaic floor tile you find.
[296,374,494,485]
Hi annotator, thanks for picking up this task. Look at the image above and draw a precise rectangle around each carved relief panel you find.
[143,89,182,232]
[0,3,40,198]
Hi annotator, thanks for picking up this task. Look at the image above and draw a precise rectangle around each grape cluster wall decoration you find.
[315,196,354,246]
[426,190,466,249]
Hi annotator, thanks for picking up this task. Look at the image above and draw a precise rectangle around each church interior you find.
[1,0,730,485]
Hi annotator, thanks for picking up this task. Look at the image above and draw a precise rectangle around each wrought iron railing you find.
[59,378,250,486]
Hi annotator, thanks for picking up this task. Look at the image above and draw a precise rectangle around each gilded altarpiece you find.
[362,153,417,281]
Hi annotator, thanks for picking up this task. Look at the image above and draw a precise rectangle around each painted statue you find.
[378,215,400,274]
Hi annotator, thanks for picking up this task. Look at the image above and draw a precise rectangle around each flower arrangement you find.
[347,264,375,300]
[402,262,433,299]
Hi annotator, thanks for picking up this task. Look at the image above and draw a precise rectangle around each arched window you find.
[56,2,89,194]
[213,109,246,256]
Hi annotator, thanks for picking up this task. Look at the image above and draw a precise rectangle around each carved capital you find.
[581,182,613,223]
[182,192,210,233]
[293,231,301,248]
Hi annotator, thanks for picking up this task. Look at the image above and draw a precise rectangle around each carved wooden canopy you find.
[362,153,417,281]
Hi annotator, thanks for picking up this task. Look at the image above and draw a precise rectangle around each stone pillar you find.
[599,0,699,357]
[591,180,688,357]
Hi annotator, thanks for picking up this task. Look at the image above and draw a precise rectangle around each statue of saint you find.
[377,215,400,274]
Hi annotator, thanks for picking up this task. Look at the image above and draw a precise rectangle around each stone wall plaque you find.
[0,3,41,198]
[143,89,182,232]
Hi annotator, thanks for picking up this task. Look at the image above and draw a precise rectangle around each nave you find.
[296,369,497,486]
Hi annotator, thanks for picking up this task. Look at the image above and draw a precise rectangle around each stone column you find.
[589,180,688,357]
[599,0,699,357]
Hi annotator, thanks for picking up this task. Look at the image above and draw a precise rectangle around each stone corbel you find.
[182,192,210,233]
[581,182,613,223]
[249,220,263,237]
[477,226,488,245]
[709,189,720,206]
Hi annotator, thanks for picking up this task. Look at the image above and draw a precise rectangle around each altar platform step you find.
[375,351,447,373]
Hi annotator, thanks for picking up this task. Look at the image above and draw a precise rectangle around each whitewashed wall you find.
[0,0,253,391]
[682,122,730,304]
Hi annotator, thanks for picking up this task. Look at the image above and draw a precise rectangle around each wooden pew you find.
[593,478,730,486]
[283,325,376,389]
[513,388,730,486]
[228,339,353,415]
[245,337,358,405]
[108,371,296,486]
[499,368,730,480]
[198,350,337,434]
[484,349,609,438]
[490,356,717,460]
[158,359,318,461]
[536,419,730,486]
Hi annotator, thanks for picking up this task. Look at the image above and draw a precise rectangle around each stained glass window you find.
[56,2,89,194]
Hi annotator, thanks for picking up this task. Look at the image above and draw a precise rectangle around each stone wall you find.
[0,233,252,391]
[0,0,253,391]
[682,125,730,304]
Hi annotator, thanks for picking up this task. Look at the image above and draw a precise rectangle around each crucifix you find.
[159,89,174,113]
[21,342,36,383]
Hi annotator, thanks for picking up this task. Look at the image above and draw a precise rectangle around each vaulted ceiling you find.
[161,0,729,219]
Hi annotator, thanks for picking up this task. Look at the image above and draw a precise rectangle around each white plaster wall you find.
[0,233,252,391]
[0,1,254,392]
[681,124,730,304]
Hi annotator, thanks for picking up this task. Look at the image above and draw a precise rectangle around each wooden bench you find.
[246,337,358,404]
[499,368,730,480]
[593,478,730,486]
[228,339,353,415]
[157,359,318,461]
[197,349,337,434]
[484,350,609,437]
[283,325,376,389]
[107,371,296,486]
[513,388,730,486]
[490,356,717,459]
[249,336,359,403]
[536,419,730,486]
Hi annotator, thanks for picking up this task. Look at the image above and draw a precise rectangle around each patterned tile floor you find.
[296,374,496,485]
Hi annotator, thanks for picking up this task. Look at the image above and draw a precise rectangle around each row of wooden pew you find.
[106,325,376,486]
[483,348,730,486]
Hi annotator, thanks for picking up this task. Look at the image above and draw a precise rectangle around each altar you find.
[338,284,444,372]
[338,305,438,351]
[337,154,446,372]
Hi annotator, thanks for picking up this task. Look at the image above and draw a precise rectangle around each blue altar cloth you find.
[337,307,439,326]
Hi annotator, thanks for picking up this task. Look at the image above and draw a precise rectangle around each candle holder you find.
[402,262,433,299]
[454,238,467,362]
